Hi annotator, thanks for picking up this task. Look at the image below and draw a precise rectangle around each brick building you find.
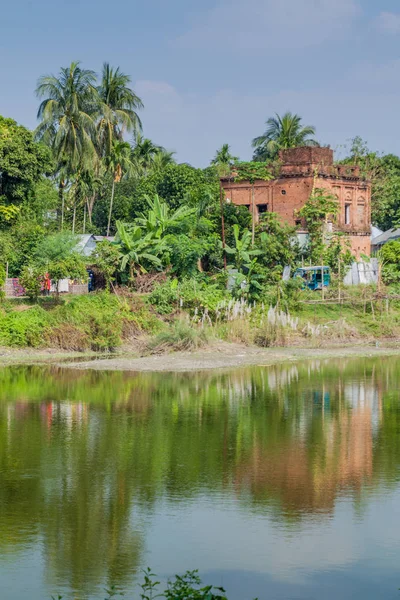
[221,147,371,257]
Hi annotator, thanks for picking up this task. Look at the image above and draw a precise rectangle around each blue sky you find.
[1,0,400,166]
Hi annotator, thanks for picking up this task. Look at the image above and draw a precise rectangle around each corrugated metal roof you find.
[371,227,400,246]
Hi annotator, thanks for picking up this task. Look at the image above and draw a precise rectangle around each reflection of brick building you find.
[221,147,372,258]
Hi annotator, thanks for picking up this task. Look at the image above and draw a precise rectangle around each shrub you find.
[52,293,124,351]
[148,279,179,314]
[19,264,45,301]
[148,278,228,318]
[147,318,208,353]
[0,306,50,347]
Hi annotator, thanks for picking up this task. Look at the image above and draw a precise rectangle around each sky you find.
[1,0,400,166]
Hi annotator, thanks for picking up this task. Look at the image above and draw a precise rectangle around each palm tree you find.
[97,62,143,158]
[151,149,176,172]
[105,140,133,236]
[211,143,238,176]
[132,133,170,175]
[252,112,318,160]
[35,61,98,171]
[35,62,99,228]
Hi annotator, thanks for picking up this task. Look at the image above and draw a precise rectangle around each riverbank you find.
[1,341,399,372]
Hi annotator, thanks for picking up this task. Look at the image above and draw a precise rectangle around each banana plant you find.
[224,225,262,271]
[135,194,194,237]
[114,221,168,281]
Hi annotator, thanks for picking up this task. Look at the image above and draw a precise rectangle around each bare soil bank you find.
[1,342,399,372]
[62,342,400,372]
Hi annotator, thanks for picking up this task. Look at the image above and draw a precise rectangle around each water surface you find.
[0,359,400,599]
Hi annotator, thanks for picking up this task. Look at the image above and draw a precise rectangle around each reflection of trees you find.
[0,358,400,592]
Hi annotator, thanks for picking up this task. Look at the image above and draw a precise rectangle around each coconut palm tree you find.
[132,133,169,175]
[151,149,176,172]
[35,62,99,228]
[252,112,318,160]
[105,140,133,236]
[211,144,238,176]
[35,61,98,172]
[97,62,143,158]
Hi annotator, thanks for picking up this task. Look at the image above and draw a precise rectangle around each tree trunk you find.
[83,204,87,234]
[58,183,65,231]
[107,179,116,237]
[87,193,96,224]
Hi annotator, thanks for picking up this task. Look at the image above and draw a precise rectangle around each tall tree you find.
[96,62,143,158]
[252,112,318,160]
[35,62,99,227]
[211,143,238,176]
[0,116,53,212]
[131,133,165,175]
[105,140,133,236]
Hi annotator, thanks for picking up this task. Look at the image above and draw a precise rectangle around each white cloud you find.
[376,11,400,34]
[176,0,360,51]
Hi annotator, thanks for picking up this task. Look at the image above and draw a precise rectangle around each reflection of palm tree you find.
[0,359,396,596]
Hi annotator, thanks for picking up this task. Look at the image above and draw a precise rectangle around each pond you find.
[0,359,400,599]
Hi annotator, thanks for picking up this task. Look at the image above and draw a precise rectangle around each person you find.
[44,273,51,296]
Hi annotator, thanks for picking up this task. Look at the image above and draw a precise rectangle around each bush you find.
[148,279,179,314]
[147,318,208,353]
[149,278,228,318]
[0,306,50,347]
[52,293,124,351]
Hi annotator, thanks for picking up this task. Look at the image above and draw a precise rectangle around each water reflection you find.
[0,359,400,598]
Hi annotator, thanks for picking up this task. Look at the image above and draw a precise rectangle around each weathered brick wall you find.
[221,147,372,259]
[4,278,25,298]
[69,284,88,295]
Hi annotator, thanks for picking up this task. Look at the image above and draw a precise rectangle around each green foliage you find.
[255,212,299,275]
[380,240,400,284]
[92,240,120,290]
[137,569,227,600]
[338,137,400,230]
[157,163,219,211]
[210,143,238,177]
[3,222,47,276]
[136,194,194,236]
[114,221,166,280]
[298,188,339,264]
[149,278,227,317]
[148,278,179,314]
[0,306,50,347]
[252,112,318,160]
[233,161,272,183]
[52,293,124,351]
[0,115,53,209]
[147,319,208,353]
[19,265,45,301]
[33,232,87,289]
[225,225,262,270]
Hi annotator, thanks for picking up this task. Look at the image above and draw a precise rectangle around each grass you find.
[147,318,209,353]
[1,285,400,353]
